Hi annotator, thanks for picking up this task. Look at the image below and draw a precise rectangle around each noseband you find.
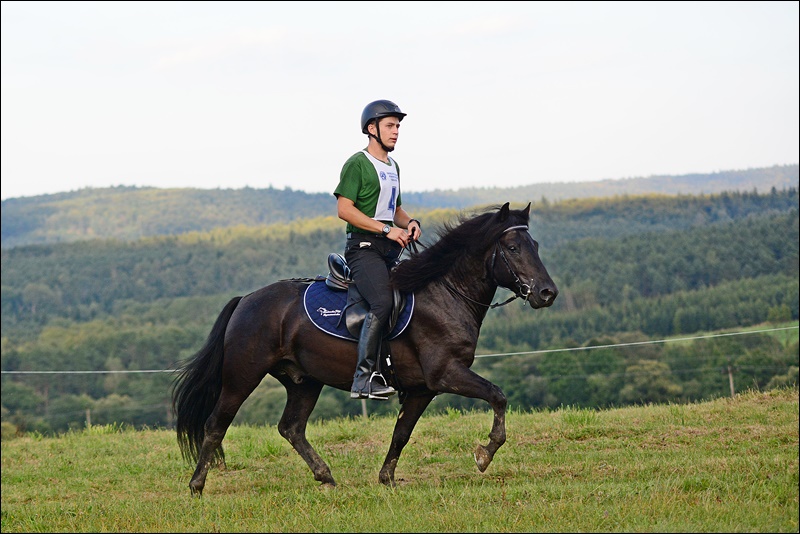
[444,224,536,309]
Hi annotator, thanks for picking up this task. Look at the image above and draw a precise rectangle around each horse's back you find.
[222,281,302,362]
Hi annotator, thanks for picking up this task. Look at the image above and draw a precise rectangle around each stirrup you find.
[367,372,396,400]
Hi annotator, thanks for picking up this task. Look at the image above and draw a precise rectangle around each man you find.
[333,99,422,400]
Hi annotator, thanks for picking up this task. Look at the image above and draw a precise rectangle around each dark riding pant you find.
[344,233,402,329]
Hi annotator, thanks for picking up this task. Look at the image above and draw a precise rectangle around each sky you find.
[1,1,798,200]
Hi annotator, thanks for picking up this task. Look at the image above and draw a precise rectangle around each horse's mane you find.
[391,204,530,293]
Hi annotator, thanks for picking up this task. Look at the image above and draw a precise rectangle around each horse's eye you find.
[508,245,517,253]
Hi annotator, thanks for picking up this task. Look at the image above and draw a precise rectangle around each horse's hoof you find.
[319,482,336,491]
[474,445,492,472]
[315,472,336,486]
[189,481,204,498]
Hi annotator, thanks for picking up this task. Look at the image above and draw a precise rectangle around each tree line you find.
[2,164,796,249]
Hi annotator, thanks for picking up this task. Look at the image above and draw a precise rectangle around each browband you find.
[502,225,529,234]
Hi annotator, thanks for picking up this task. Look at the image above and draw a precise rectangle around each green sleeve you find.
[333,152,365,202]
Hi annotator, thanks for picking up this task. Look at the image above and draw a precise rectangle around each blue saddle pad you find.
[303,280,414,341]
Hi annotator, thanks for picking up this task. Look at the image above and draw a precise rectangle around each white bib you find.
[362,150,399,221]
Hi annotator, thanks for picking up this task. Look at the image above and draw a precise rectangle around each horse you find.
[171,202,558,496]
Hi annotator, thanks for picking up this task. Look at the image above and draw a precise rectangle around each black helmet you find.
[360,100,406,134]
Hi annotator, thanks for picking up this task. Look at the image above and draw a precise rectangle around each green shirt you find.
[333,151,402,234]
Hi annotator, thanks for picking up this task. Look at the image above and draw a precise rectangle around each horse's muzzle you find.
[528,285,558,308]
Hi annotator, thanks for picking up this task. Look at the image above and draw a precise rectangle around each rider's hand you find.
[389,227,410,247]
[408,221,421,241]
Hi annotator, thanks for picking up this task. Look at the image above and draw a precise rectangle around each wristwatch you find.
[381,224,391,236]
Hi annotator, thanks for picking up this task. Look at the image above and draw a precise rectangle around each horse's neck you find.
[441,273,498,324]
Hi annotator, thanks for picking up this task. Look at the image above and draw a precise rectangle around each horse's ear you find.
[523,202,531,219]
[498,202,510,221]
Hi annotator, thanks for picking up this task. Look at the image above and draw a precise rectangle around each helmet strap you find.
[369,134,394,153]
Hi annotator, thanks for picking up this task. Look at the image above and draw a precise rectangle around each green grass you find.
[1,388,798,532]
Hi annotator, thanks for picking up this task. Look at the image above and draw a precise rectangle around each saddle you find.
[324,253,407,339]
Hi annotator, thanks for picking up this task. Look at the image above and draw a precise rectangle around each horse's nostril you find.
[540,288,557,302]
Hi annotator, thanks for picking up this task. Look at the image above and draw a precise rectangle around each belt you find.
[347,232,385,239]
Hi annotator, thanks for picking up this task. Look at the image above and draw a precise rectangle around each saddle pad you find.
[303,280,414,341]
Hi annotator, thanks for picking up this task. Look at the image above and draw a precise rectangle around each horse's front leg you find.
[379,392,436,487]
[430,365,507,473]
[473,391,506,473]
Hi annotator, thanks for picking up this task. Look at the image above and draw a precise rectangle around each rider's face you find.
[371,117,401,149]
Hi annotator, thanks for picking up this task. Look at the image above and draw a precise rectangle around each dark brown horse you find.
[172,202,557,496]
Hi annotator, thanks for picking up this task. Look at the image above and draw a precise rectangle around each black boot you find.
[351,312,396,400]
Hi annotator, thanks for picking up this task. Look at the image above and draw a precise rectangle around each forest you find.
[1,174,798,435]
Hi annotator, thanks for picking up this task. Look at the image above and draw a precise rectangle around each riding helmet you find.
[360,100,406,134]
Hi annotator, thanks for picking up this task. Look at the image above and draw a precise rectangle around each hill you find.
[2,164,797,248]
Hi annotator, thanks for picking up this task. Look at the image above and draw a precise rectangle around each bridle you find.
[443,224,536,309]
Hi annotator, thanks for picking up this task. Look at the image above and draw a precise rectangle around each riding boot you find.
[351,312,397,400]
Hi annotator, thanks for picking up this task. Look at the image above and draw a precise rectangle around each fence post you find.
[727,365,735,397]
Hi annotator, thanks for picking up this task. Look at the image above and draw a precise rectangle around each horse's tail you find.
[171,296,243,465]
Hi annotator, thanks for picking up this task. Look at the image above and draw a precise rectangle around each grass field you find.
[1,387,797,532]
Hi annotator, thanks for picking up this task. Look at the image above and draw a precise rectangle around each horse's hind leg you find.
[379,392,436,487]
[188,387,256,496]
[275,375,336,487]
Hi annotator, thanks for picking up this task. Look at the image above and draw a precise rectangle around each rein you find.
[443,225,535,310]
[444,282,521,309]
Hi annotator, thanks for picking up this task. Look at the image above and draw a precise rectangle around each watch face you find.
[382,224,391,235]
